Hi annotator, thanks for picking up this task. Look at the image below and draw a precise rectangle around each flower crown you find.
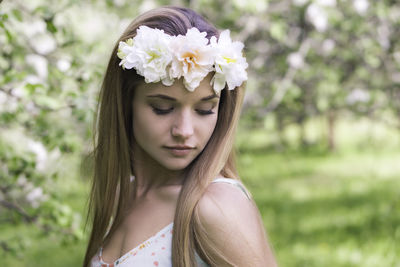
[117,25,248,93]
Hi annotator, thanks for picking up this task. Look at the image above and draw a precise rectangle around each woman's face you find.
[132,74,220,171]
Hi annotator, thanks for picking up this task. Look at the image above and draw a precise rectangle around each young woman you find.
[83,6,277,267]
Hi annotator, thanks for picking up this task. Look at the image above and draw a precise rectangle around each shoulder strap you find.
[195,251,210,267]
[211,178,252,200]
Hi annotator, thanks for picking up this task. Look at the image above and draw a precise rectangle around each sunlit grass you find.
[2,117,400,266]
[239,149,400,267]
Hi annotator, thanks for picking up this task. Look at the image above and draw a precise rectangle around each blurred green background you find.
[1,0,399,266]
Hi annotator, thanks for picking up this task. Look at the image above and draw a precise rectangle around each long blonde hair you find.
[83,6,245,266]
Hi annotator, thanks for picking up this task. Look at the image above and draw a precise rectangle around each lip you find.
[164,145,195,156]
[165,145,195,149]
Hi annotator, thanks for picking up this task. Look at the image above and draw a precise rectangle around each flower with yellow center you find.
[117,26,248,92]
[118,26,173,85]
[169,28,215,92]
[210,30,248,92]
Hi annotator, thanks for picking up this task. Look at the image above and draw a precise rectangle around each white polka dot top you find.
[90,178,251,267]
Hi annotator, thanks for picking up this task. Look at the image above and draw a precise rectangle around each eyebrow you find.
[146,94,220,101]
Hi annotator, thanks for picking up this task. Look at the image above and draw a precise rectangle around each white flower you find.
[210,30,248,92]
[307,4,328,32]
[30,33,57,55]
[26,54,48,79]
[57,58,71,72]
[353,0,369,15]
[27,140,48,172]
[117,37,135,68]
[17,175,28,187]
[169,28,215,91]
[287,52,304,69]
[118,26,173,85]
[116,26,248,92]
[346,88,370,105]
[322,39,335,54]
[26,187,45,208]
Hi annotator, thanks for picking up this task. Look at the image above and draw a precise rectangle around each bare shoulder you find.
[197,180,253,222]
[196,179,277,267]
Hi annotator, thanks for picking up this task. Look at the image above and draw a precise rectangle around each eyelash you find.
[196,109,215,115]
[151,107,215,116]
[152,107,173,115]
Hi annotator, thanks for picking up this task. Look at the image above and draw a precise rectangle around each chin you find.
[163,162,190,171]
[160,158,194,171]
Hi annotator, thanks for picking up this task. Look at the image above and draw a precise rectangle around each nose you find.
[171,109,194,140]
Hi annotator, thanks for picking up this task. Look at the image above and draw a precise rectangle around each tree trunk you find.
[299,118,307,148]
[275,112,286,150]
[327,110,336,151]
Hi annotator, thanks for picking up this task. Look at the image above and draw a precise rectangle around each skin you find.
[131,73,220,192]
[197,183,278,266]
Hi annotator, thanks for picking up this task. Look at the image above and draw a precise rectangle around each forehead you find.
[134,74,219,102]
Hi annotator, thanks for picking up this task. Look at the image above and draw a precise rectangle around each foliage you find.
[0,0,99,254]
[234,0,400,148]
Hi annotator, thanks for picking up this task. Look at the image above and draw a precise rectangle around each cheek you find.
[133,106,160,144]
[198,115,218,145]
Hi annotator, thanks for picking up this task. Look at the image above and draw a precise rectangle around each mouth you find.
[163,145,195,156]
[164,145,195,150]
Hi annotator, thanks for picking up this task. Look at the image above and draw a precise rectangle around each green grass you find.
[2,121,400,266]
[239,150,400,267]
[1,226,87,266]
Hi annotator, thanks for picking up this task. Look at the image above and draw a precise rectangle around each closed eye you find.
[196,109,215,115]
[152,107,173,115]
